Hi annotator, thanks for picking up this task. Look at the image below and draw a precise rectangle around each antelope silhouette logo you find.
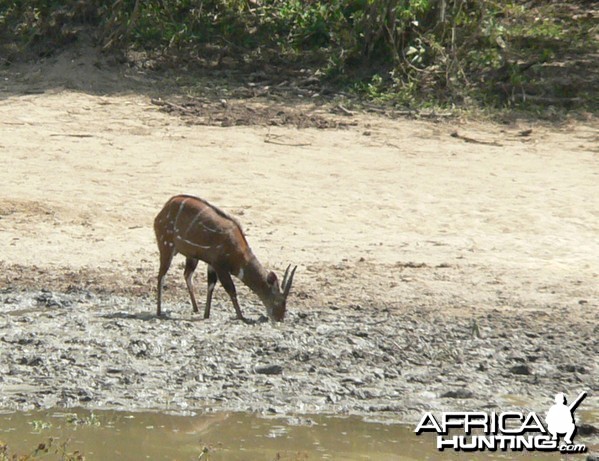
[545,392,587,445]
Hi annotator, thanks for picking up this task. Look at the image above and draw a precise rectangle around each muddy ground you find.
[0,45,597,448]
[0,284,597,427]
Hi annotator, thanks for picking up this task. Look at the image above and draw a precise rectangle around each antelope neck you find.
[240,256,273,302]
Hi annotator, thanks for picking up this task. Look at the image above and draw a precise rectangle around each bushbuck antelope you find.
[154,194,297,322]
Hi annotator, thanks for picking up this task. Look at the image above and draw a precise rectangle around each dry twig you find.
[450,131,502,146]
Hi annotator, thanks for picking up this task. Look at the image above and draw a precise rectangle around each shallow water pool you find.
[0,409,589,460]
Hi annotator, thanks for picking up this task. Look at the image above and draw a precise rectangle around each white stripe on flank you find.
[198,220,222,233]
[173,198,189,232]
[185,207,210,235]
[175,236,224,251]
[164,201,176,223]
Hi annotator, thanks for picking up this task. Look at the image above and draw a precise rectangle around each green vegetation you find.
[0,0,597,114]
[64,412,102,427]
[0,413,109,461]
[0,438,84,461]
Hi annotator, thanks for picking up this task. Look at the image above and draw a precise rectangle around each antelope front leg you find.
[215,269,249,323]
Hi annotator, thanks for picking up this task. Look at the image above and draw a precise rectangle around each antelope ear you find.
[266,271,278,286]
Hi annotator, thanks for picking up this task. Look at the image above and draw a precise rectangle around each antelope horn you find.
[281,264,291,289]
[283,265,297,299]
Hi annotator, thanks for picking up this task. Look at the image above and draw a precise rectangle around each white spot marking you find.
[237,268,244,280]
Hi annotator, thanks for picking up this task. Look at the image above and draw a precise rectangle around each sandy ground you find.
[1,86,598,314]
[0,52,598,441]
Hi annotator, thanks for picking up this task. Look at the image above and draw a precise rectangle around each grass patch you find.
[0,0,597,116]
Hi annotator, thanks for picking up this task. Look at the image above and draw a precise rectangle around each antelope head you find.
[264,265,297,321]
